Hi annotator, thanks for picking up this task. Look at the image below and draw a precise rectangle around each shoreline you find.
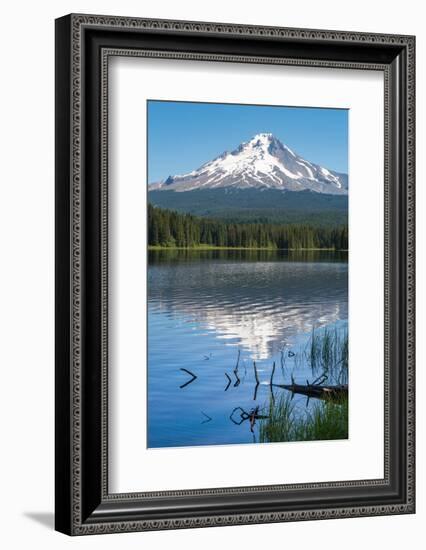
[148,245,348,251]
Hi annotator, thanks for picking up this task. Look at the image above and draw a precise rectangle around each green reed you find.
[306,327,348,384]
[259,393,348,443]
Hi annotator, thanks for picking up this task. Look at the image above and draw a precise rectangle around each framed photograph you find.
[55,14,415,535]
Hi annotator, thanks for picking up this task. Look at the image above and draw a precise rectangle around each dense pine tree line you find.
[148,204,348,250]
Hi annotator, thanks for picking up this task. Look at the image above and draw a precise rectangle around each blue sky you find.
[147,100,348,183]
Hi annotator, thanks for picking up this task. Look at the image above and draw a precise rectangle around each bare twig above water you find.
[270,361,276,386]
[253,361,260,400]
[201,411,212,424]
[230,406,247,425]
[270,385,276,405]
[233,349,241,386]
[269,361,276,405]
[179,368,197,389]
[310,373,328,386]
[233,370,241,387]
[280,349,286,374]
[230,406,269,433]
[253,361,259,384]
[253,383,259,401]
[235,349,241,370]
[224,372,232,391]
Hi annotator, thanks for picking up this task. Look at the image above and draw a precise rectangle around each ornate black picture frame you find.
[55,13,415,535]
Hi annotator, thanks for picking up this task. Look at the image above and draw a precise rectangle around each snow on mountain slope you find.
[149,133,348,195]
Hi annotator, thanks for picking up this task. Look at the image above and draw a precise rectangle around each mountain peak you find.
[150,134,348,195]
[248,133,279,147]
[250,132,274,141]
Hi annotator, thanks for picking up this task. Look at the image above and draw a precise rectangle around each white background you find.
[0,0,423,549]
[110,58,384,493]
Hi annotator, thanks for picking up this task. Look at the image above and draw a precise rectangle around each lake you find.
[147,249,348,448]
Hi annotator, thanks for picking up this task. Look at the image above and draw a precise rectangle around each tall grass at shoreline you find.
[259,393,348,443]
[260,328,349,443]
[307,327,348,384]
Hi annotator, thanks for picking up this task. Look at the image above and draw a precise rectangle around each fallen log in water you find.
[273,383,348,401]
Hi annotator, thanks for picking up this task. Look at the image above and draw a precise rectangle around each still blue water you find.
[147,249,348,448]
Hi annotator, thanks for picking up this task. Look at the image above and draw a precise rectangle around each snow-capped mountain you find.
[149,133,348,195]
